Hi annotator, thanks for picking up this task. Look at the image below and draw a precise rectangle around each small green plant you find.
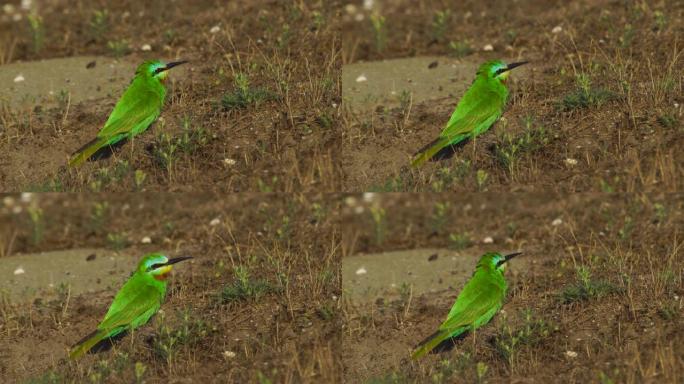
[134,169,147,191]
[561,73,613,110]
[107,39,130,58]
[430,202,450,234]
[560,266,618,304]
[432,10,451,42]
[90,202,109,232]
[494,309,554,367]
[134,362,146,384]
[370,13,387,53]
[475,362,488,383]
[495,116,549,175]
[475,169,489,191]
[430,358,456,383]
[448,232,471,250]
[27,370,63,384]
[89,10,109,40]
[657,114,677,128]
[257,177,278,192]
[221,73,276,110]
[653,10,667,30]
[221,266,275,303]
[369,205,387,245]
[27,14,45,54]
[431,161,471,192]
[106,232,129,250]
[152,309,208,367]
[27,205,44,245]
[311,11,325,30]
[448,40,473,58]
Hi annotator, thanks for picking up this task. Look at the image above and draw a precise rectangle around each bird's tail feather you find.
[69,137,127,167]
[69,328,127,359]
[411,135,470,167]
[412,327,468,359]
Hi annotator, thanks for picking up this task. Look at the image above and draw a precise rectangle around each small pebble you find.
[20,192,32,202]
[552,218,563,226]
[14,74,25,83]
[14,267,25,275]
[141,236,152,244]
[223,158,236,166]
[565,350,578,358]
[483,236,494,244]
[483,44,494,51]
[356,74,367,83]
[223,351,236,358]
[141,44,152,51]
[564,158,578,166]
[552,25,563,34]
[209,218,221,226]
[210,25,220,34]
[355,267,367,275]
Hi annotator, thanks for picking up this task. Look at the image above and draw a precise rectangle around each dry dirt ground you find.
[341,0,683,192]
[341,193,683,383]
[0,0,340,192]
[0,193,341,383]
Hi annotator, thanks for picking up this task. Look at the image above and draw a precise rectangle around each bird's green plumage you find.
[69,60,185,166]
[412,60,526,167]
[69,253,191,359]
[412,252,520,359]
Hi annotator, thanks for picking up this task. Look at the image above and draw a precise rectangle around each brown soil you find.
[341,193,684,383]
[341,0,684,192]
[0,0,341,192]
[0,193,342,383]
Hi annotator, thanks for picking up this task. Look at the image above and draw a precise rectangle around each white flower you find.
[223,158,236,166]
[356,74,367,83]
[355,267,367,275]
[565,350,577,358]
[223,351,236,358]
[564,158,578,166]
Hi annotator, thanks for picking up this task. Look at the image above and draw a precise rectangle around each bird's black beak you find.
[497,252,522,268]
[160,60,188,72]
[504,61,528,72]
[166,256,193,265]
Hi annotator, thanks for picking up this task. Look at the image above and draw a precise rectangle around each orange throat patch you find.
[154,271,170,281]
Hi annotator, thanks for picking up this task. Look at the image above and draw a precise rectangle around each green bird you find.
[411,60,527,167]
[69,253,192,359]
[412,251,521,359]
[69,59,187,167]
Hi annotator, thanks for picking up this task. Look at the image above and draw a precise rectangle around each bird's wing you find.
[440,91,503,141]
[98,285,162,333]
[97,87,162,139]
[440,279,503,331]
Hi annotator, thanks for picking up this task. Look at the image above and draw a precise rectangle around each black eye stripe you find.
[494,68,507,76]
[148,262,166,271]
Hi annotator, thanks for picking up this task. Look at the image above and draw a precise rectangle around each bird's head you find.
[478,251,522,272]
[477,60,528,83]
[136,60,188,82]
[137,253,192,281]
